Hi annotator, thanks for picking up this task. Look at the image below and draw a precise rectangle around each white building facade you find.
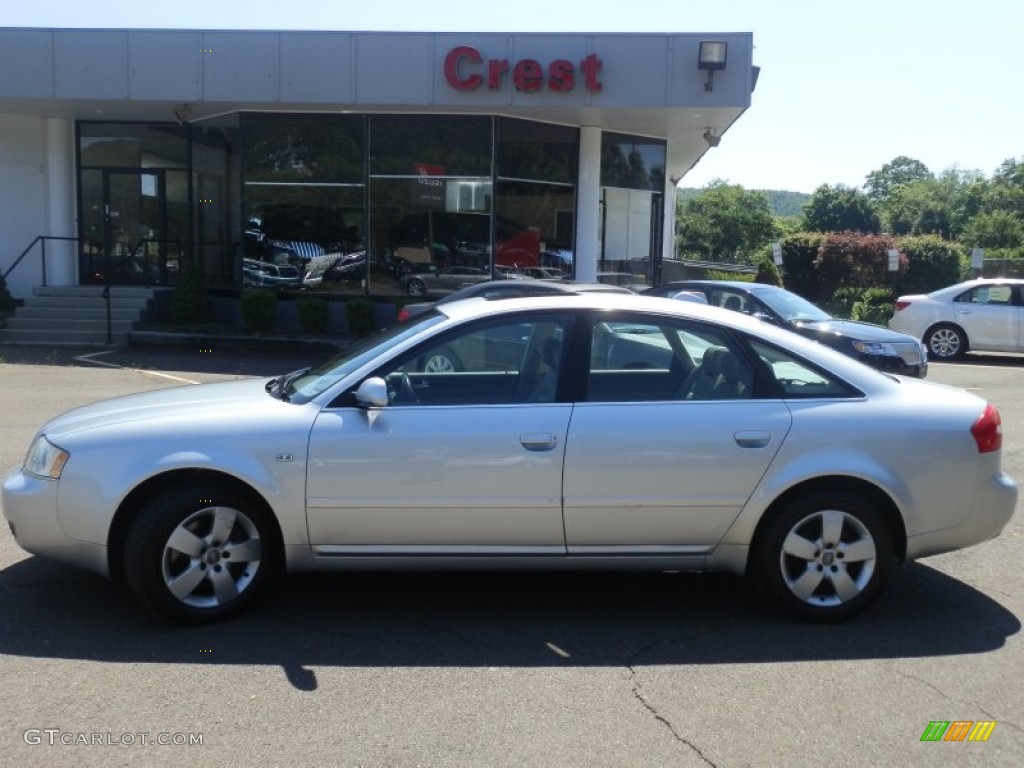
[0,28,755,299]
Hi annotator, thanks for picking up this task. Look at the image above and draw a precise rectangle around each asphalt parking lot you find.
[0,344,1021,767]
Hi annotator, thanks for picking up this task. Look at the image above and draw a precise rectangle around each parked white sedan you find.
[890,278,1024,360]
[3,294,1017,624]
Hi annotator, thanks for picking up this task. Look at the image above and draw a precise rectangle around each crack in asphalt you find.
[894,667,1024,734]
[629,664,717,767]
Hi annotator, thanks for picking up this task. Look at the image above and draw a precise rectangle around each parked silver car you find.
[889,278,1024,360]
[242,258,303,288]
[3,294,1016,624]
[399,265,492,297]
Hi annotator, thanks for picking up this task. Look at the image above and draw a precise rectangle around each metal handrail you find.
[2,235,80,286]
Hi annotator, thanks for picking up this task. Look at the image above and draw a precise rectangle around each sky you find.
[3,0,1021,193]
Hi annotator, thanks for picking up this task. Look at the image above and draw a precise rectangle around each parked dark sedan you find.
[642,280,928,378]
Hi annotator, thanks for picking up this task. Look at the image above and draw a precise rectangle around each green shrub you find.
[0,272,15,314]
[346,297,376,337]
[814,233,901,300]
[753,257,784,286]
[168,261,210,325]
[705,269,754,282]
[894,235,966,295]
[241,289,278,333]
[826,286,864,318]
[780,233,825,299]
[298,296,329,334]
[851,286,895,325]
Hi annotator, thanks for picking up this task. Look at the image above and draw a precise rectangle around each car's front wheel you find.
[752,491,895,622]
[124,484,277,623]
[406,278,427,297]
[925,323,967,360]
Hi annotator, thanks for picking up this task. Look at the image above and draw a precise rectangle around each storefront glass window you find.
[495,118,578,277]
[494,180,576,277]
[600,133,666,191]
[242,114,366,295]
[79,123,188,169]
[369,116,491,177]
[599,133,666,286]
[497,118,577,185]
[367,116,493,297]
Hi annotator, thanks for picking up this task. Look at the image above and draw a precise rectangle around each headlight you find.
[851,341,896,356]
[23,435,70,479]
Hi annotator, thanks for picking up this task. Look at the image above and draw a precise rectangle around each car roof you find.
[658,279,769,291]
[926,277,1024,297]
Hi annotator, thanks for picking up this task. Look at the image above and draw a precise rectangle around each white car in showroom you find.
[3,294,1017,624]
[889,278,1024,360]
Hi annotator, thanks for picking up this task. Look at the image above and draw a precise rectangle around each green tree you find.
[959,211,1024,250]
[864,156,932,200]
[984,158,1024,219]
[676,181,775,262]
[883,169,986,240]
[802,185,881,234]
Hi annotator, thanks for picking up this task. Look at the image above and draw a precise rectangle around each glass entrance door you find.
[97,170,165,284]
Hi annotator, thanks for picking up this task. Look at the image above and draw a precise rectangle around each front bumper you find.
[2,469,110,577]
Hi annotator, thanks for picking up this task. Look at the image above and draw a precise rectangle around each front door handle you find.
[520,433,559,451]
[734,430,771,448]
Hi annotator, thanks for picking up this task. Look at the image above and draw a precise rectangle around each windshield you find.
[281,311,445,403]
[754,288,832,323]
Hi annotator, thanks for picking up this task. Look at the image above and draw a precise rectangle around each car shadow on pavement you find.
[0,557,1017,691]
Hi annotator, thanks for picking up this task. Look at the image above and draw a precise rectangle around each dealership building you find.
[0,27,756,313]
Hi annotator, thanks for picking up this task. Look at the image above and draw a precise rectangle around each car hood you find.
[40,377,279,439]
[794,319,917,343]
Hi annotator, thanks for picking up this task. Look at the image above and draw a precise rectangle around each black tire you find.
[925,323,967,360]
[406,278,427,297]
[751,491,895,622]
[420,346,462,373]
[124,483,278,624]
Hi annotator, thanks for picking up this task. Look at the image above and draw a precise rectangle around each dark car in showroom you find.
[643,280,928,378]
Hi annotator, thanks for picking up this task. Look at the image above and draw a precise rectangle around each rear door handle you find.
[734,430,771,448]
[520,433,559,451]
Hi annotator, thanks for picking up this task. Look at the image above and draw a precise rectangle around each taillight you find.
[397,307,410,323]
[971,403,1002,453]
[895,300,911,311]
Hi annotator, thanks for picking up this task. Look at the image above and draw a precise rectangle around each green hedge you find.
[346,297,376,337]
[893,235,966,295]
[241,289,278,333]
[298,296,329,334]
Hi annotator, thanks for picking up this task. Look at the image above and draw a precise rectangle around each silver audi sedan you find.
[2,294,1017,624]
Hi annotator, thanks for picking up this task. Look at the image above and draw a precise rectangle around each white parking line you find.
[72,350,201,385]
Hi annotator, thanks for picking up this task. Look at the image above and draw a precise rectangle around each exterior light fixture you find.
[698,41,728,92]
[703,129,721,148]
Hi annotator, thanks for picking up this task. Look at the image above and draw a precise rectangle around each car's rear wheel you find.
[752,491,895,621]
[925,323,967,360]
[406,278,426,297]
[124,484,277,623]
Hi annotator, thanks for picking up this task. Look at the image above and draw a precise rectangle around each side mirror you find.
[354,377,389,407]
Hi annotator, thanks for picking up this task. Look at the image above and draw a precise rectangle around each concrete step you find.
[0,328,127,346]
[5,317,136,332]
[33,285,158,300]
[2,283,161,346]
[22,295,151,310]
[14,306,142,321]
